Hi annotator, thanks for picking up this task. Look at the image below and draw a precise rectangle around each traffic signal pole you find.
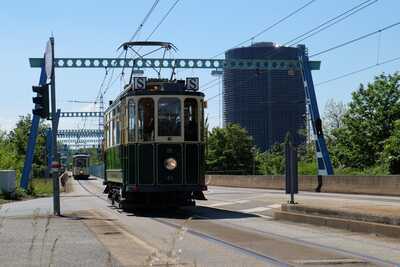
[50,37,61,216]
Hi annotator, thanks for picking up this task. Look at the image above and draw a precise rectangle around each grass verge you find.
[0,197,8,205]
[29,178,53,197]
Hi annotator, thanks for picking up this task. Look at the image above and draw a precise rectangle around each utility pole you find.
[50,37,60,215]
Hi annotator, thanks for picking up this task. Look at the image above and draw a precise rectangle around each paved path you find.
[1,178,400,266]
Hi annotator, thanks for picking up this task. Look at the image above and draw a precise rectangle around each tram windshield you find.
[74,158,87,168]
[138,98,155,141]
[158,98,181,136]
[184,98,198,141]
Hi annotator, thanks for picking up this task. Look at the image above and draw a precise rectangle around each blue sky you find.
[1,0,399,131]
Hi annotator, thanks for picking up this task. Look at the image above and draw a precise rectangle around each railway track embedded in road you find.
[74,179,397,267]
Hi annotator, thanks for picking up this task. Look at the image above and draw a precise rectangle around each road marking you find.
[255,214,273,219]
[268,204,281,209]
[208,202,234,207]
[292,258,367,265]
[208,199,250,207]
[239,207,271,213]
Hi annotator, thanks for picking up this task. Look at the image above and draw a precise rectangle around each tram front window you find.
[128,100,136,142]
[184,98,198,141]
[158,98,181,136]
[75,158,86,168]
[138,98,155,141]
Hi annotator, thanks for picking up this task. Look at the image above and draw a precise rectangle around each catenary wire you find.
[284,0,377,47]
[310,21,400,57]
[211,0,317,59]
[316,55,400,86]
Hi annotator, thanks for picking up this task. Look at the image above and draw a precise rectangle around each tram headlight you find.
[164,158,177,171]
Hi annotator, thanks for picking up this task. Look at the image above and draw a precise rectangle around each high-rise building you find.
[223,42,306,151]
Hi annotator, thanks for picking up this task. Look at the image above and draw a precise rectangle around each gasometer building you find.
[223,42,306,151]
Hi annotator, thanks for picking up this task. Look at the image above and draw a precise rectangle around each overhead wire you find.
[259,0,378,61]
[211,0,317,59]
[145,0,181,42]
[222,6,394,93]
[310,21,400,57]
[99,0,162,99]
[284,0,377,47]
[128,0,161,42]
[178,0,317,80]
[201,79,221,93]
[316,55,400,86]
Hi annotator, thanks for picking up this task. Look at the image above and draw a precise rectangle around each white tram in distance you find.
[72,153,90,180]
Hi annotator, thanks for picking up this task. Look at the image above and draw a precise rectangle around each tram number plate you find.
[134,77,147,90]
[186,77,199,91]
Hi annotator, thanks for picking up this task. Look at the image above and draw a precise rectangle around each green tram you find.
[103,78,207,208]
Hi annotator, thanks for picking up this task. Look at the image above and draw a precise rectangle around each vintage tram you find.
[103,76,207,208]
[72,153,90,180]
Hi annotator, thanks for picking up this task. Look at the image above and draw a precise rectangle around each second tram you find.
[72,153,90,180]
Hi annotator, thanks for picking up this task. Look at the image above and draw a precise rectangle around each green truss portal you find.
[29,57,321,70]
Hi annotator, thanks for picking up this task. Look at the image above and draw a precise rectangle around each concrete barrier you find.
[206,175,400,196]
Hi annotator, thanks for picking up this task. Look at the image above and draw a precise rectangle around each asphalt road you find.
[1,177,400,266]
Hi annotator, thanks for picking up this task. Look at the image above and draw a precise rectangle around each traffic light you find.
[32,84,49,119]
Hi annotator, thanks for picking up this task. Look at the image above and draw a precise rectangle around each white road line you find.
[239,207,271,213]
[267,204,281,209]
[255,214,273,219]
[235,200,250,204]
[208,202,235,207]
[208,199,250,207]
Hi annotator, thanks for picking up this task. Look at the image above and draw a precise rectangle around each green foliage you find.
[332,73,400,169]
[256,144,284,175]
[0,115,51,201]
[207,124,255,174]
[28,179,53,197]
[381,120,400,174]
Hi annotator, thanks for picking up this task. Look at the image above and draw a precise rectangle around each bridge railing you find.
[89,164,104,179]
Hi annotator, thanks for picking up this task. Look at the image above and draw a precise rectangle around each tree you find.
[381,120,400,174]
[207,124,254,174]
[7,115,49,177]
[256,144,284,175]
[323,99,347,137]
[332,73,400,169]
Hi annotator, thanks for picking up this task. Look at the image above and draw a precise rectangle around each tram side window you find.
[184,98,198,141]
[116,120,120,144]
[158,98,181,136]
[138,98,154,141]
[112,119,115,146]
[128,100,136,142]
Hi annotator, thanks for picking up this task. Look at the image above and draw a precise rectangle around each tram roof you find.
[105,80,205,112]
[72,153,90,158]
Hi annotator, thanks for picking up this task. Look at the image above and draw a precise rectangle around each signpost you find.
[46,37,61,215]
[285,133,298,204]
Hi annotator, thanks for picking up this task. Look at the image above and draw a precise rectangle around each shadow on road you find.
[125,205,259,220]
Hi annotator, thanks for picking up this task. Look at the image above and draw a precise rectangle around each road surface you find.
[1,177,399,266]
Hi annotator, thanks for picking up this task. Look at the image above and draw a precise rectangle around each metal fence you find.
[89,164,104,179]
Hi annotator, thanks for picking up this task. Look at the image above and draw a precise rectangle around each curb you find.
[281,204,400,226]
[273,210,400,238]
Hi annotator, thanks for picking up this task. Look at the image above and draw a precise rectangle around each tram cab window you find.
[158,98,181,136]
[128,100,136,142]
[184,98,198,141]
[75,158,87,168]
[138,98,154,141]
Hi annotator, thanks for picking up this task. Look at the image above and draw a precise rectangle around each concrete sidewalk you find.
[274,198,400,238]
[0,210,122,267]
